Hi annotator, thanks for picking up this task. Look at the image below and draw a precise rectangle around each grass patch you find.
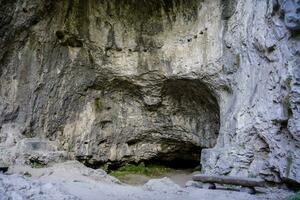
[109,163,171,179]
[94,98,102,112]
[222,184,239,190]
[286,152,293,177]
[287,192,300,200]
[29,160,46,168]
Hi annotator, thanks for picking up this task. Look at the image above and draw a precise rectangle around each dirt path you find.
[119,169,195,186]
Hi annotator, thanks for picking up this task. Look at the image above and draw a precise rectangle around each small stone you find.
[185,181,203,188]
[203,183,216,189]
[240,186,256,194]
[23,171,32,177]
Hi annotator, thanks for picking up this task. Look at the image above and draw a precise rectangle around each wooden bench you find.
[193,174,265,194]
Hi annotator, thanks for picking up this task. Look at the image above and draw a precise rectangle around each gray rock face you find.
[143,177,184,194]
[73,78,220,167]
[0,0,299,184]
[0,0,221,169]
[278,0,300,30]
[0,174,79,200]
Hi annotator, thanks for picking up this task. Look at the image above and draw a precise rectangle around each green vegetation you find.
[109,163,171,179]
[286,152,293,177]
[94,98,102,112]
[57,127,65,146]
[30,161,46,168]
[283,94,293,117]
[284,75,292,90]
[282,75,293,117]
[67,142,74,153]
[223,184,239,190]
[239,143,246,149]
[287,191,300,200]
[235,53,241,68]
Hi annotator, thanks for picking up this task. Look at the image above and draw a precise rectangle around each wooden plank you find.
[193,174,265,187]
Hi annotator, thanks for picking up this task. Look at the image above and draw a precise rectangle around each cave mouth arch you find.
[52,0,222,171]
[74,77,221,172]
[139,78,221,170]
[82,77,221,171]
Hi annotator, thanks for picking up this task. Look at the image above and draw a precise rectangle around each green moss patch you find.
[287,191,300,200]
[30,161,46,168]
[109,163,171,179]
[94,98,103,111]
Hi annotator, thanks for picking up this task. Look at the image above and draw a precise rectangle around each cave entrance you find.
[109,78,220,172]
[107,78,220,184]
[76,78,220,179]
[59,0,220,176]
[143,78,220,170]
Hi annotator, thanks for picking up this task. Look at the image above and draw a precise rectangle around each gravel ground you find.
[0,161,293,200]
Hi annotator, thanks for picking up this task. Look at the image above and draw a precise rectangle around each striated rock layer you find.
[0,0,299,183]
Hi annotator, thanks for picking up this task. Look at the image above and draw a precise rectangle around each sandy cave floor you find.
[0,161,294,200]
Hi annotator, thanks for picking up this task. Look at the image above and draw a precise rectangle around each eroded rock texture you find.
[278,0,300,30]
[0,0,300,183]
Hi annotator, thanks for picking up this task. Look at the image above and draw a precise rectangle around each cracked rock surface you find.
[0,0,300,184]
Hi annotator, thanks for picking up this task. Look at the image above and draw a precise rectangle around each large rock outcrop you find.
[0,0,299,183]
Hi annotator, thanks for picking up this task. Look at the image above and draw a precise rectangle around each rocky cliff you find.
[0,0,299,183]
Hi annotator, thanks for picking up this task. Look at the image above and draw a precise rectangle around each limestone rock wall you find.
[202,0,300,183]
[0,0,223,168]
[0,0,299,183]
